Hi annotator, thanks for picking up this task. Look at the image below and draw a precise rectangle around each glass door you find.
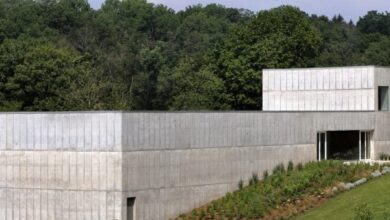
[360,131,372,160]
[317,132,327,161]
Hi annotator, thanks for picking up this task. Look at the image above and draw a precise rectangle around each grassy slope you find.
[294,174,390,220]
[177,161,379,219]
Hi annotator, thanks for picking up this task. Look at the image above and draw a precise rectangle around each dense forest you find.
[0,0,389,111]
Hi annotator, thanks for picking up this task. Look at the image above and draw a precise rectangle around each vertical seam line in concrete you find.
[120,112,125,219]
[5,116,8,219]
[89,113,93,219]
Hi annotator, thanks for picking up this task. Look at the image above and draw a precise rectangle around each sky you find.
[88,0,390,23]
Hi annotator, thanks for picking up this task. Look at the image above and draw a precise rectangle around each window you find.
[127,197,136,220]
[379,86,389,111]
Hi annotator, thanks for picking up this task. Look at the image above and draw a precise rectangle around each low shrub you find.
[238,179,244,189]
[379,152,390,161]
[297,163,303,171]
[273,163,285,174]
[249,173,259,185]
[263,170,269,180]
[288,161,294,172]
[191,210,198,218]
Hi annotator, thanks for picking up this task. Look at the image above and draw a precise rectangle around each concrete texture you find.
[0,112,124,220]
[0,112,122,151]
[0,111,380,220]
[122,144,313,219]
[1,66,390,219]
[122,112,375,151]
[374,67,390,111]
[263,66,379,111]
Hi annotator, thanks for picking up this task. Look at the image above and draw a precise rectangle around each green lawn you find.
[294,174,390,220]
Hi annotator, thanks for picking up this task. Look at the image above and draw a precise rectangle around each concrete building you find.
[0,66,389,219]
[263,66,390,111]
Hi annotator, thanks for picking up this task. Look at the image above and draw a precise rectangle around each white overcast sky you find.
[88,0,390,22]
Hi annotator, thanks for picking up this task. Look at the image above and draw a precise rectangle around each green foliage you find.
[263,170,269,180]
[310,14,365,66]
[357,11,390,36]
[249,173,259,185]
[238,179,244,189]
[288,161,294,172]
[383,211,390,220]
[297,174,390,220]
[379,153,390,161]
[361,36,390,66]
[161,56,230,110]
[273,163,285,174]
[354,203,373,220]
[297,163,303,171]
[207,6,321,109]
[180,161,376,219]
[0,1,388,111]
[0,38,109,110]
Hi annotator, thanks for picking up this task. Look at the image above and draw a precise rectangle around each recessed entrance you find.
[317,130,372,161]
[127,197,136,220]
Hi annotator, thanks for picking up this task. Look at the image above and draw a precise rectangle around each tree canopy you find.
[0,0,388,111]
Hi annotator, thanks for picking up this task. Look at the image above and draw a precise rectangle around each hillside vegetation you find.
[176,161,379,219]
[0,0,389,111]
[295,174,390,220]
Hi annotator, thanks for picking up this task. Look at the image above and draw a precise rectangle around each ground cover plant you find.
[379,153,390,161]
[295,174,390,220]
[177,161,379,219]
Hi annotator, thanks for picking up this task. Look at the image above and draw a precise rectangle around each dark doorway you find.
[327,131,359,160]
[127,197,136,220]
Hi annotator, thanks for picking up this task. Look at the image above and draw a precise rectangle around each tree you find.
[43,0,92,34]
[0,0,389,111]
[208,6,321,110]
[175,4,248,58]
[361,36,390,66]
[311,15,365,66]
[0,0,55,41]
[357,11,390,36]
[159,57,230,110]
[0,38,106,110]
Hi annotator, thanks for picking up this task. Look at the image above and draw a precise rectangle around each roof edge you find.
[263,65,390,71]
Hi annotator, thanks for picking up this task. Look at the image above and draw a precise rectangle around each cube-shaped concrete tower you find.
[263,66,390,111]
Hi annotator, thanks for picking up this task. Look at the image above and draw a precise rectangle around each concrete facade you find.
[120,112,376,219]
[263,66,390,111]
[0,111,386,220]
[0,113,124,220]
[0,66,390,219]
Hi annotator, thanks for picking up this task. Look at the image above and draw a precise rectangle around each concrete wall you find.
[374,111,390,157]
[121,111,375,219]
[372,67,390,157]
[263,66,376,111]
[0,112,122,151]
[122,144,313,219]
[0,111,380,220]
[0,112,124,220]
[122,112,375,151]
[375,67,390,111]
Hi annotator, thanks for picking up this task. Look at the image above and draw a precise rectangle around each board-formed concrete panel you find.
[0,111,380,219]
[2,65,390,219]
[263,66,382,111]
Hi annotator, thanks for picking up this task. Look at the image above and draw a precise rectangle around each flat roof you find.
[264,65,390,71]
[0,110,376,114]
